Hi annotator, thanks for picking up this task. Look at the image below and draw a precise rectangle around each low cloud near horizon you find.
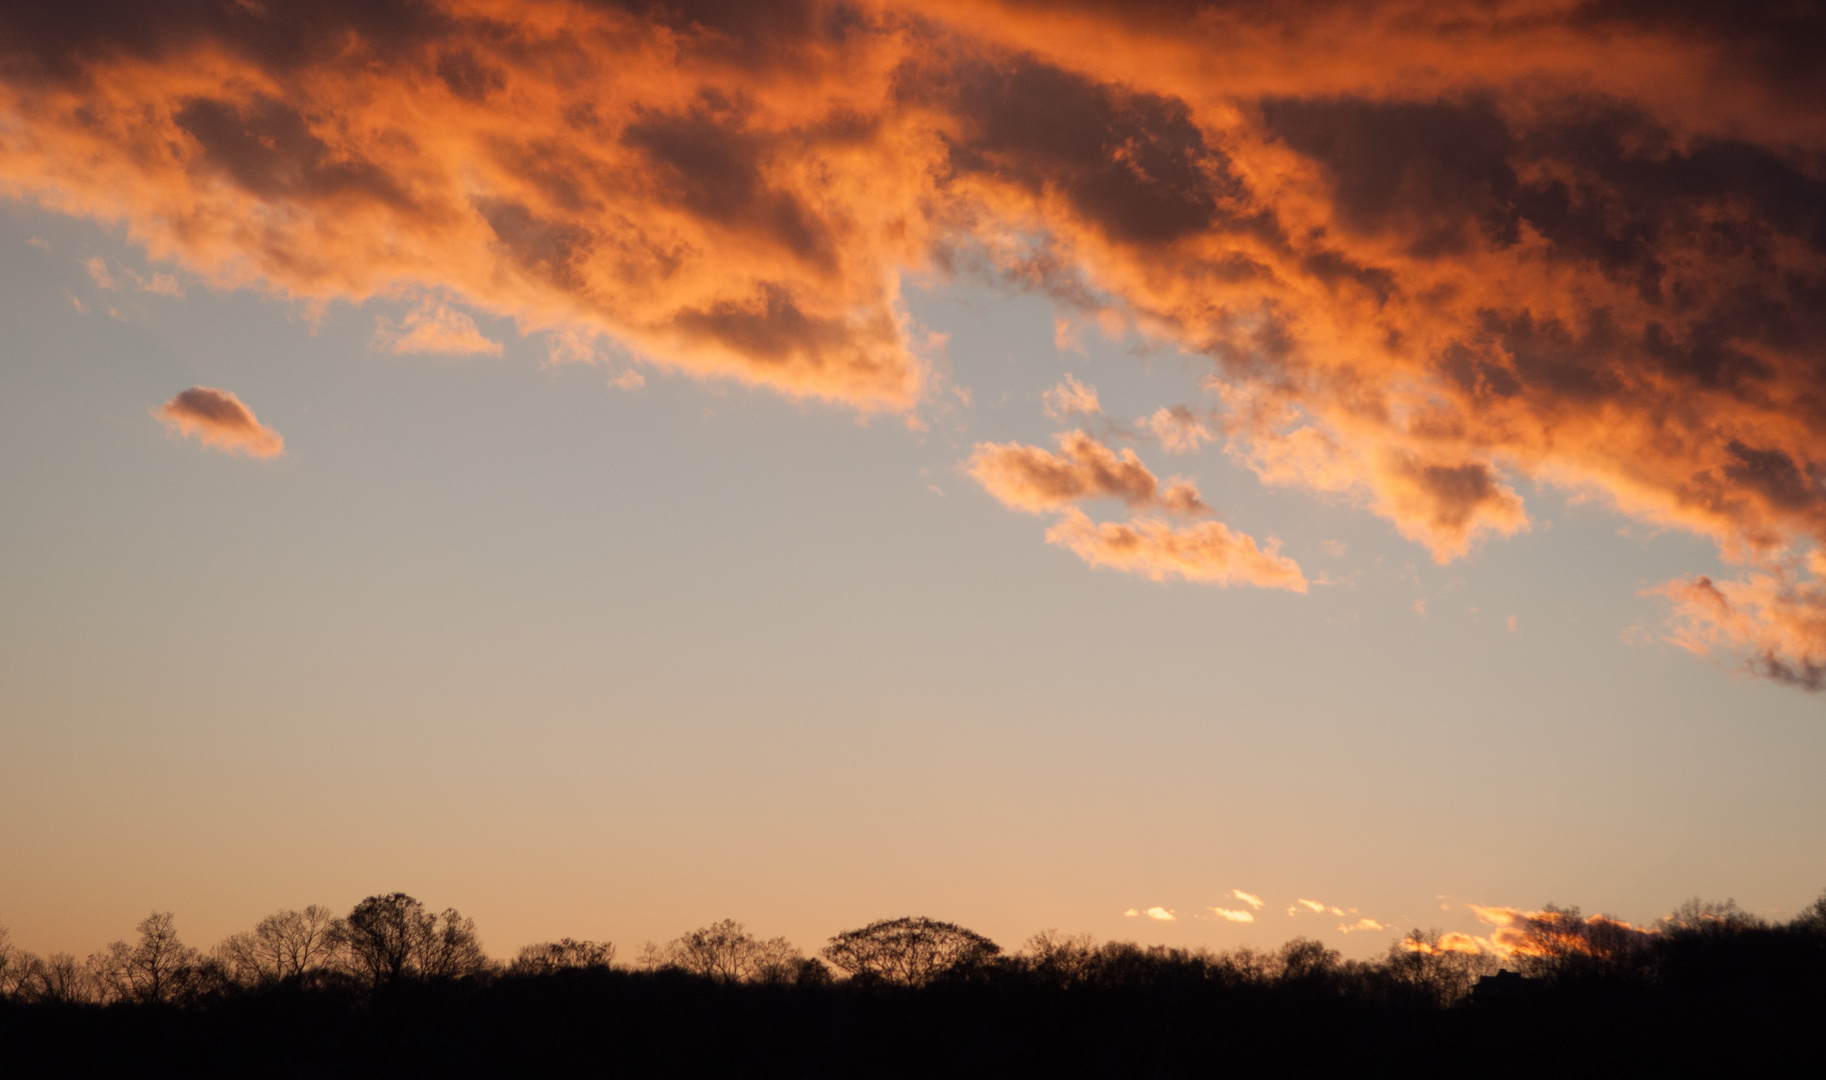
[156,387,284,459]
[5,0,1825,685]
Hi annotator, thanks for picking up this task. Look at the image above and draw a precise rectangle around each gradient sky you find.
[2,0,1824,963]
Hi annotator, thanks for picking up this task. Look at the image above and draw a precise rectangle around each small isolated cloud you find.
[1506,614,1517,631]
[1321,540,1346,558]
[1412,598,1427,617]
[84,256,113,289]
[969,431,1207,516]
[609,369,646,390]
[67,292,85,314]
[156,386,284,458]
[1046,508,1308,590]
[1123,908,1140,917]
[1139,406,1215,455]
[373,300,504,356]
[1339,918,1384,933]
[1145,906,1176,922]
[26,236,50,252]
[1212,907,1255,923]
[1297,899,1327,913]
[1233,890,1264,910]
[1042,373,1101,420]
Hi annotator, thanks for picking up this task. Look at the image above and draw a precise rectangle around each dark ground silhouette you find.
[2,892,1823,1078]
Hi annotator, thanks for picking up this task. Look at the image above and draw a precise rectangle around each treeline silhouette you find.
[3,891,1824,1077]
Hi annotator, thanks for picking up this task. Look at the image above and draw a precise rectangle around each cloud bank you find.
[4,0,1825,683]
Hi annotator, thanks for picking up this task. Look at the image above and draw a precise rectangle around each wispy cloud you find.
[1139,406,1214,455]
[1045,508,1308,591]
[156,386,284,458]
[1042,374,1101,421]
[372,299,504,357]
[1233,890,1264,910]
[1211,907,1255,923]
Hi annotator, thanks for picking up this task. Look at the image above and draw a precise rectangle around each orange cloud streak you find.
[1046,508,1306,592]
[968,431,1206,516]
[156,386,284,458]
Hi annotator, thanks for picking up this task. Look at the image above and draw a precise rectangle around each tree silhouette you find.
[218,906,343,986]
[822,916,1000,986]
[510,939,615,974]
[661,920,801,983]
[338,893,487,986]
[1792,890,1826,933]
[1384,929,1497,1004]
[91,912,199,1004]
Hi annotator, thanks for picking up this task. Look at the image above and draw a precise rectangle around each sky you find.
[1,0,1824,963]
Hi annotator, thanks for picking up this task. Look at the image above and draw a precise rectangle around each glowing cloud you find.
[1655,573,1826,691]
[1045,508,1307,591]
[1144,907,1176,922]
[1297,900,1327,914]
[3,0,1824,683]
[1140,406,1214,455]
[1232,890,1264,910]
[1469,905,1660,959]
[1211,907,1255,923]
[156,386,284,459]
[373,300,504,357]
[1339,918,1384,933]
[969,432,1206,516]
[1042,374,1101,421]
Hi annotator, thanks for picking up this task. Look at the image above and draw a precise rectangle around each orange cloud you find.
[156,386,284,458]
[1042,374,1101,420]
[1211,907,1255,923]
[1139,406,1215,455]
[4,0,1824,683]
[1045,508,1307,591]
[1654,572,1826,690]
[1232,890,1264,910]
[1469,904,1659,960]
[373,299,504,356]
[968,431,1205,516]
[1402,930,1492,955]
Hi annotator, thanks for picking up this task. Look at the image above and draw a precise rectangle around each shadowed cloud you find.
[156,387,284,458]
[5,0,1826,684]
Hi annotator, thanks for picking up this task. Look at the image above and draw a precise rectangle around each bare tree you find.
[660,919,801,983]
[90,912,199,1004]
[36,953,96,1004]
[1659,897,1764,934]
[337,893,489,986]
[823,917,1001,986]
[0,926,49,1001]
[1276,938,1342,982]
[418,908,489,979]
[1795,890,1826,933]
[511,938,615,974]
[1384,929,1498,1005]
[218,905,345,986]
[1019,929,1099,988]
